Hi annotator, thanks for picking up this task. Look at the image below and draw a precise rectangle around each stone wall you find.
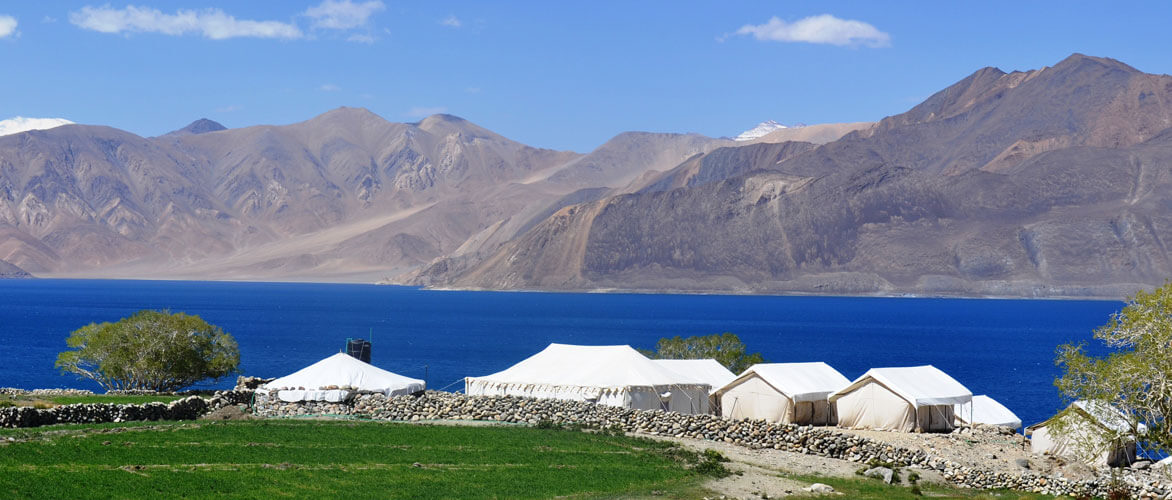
[0,390,253,429]
[257,390,1168,498]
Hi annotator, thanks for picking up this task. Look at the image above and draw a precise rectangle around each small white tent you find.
[465,344,711,414]
[715,362,850,425]
[1026,400,1146,467]
[955,395,1021,429]
[829,365,971,432]
[261,353,425,402]
[654,359,737,415]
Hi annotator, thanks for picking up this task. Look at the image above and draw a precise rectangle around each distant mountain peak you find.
[0,117,74,137]
[165,118,226,137]
[1049,53,1138,75]
[734,120,792,141]
[308,106,387,125]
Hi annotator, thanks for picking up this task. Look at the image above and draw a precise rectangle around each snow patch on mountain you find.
[734,120,793,141]
[0,117,74,137]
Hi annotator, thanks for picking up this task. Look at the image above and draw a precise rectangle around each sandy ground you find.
[650,424,1106,499]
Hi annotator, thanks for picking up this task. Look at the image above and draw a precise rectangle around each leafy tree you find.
[1054,283,1172,455]
[56,310,240,392]
[641,332,765,374]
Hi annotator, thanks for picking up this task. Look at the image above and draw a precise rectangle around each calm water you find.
[0,279,1122,427]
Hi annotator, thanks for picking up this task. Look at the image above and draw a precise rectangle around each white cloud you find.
[216,105,241,113]
[69,5,302,40]
[320,83,341,91]
[734,14,890,48]
[347,33,374,44]
[0,15,17,38]
[0,117,74,137]
[404,106,447,119]
[304,0,384,30]
[440,15,461,28]
[464,87,480,94]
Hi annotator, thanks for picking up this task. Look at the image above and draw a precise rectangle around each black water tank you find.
[346,339,371,363]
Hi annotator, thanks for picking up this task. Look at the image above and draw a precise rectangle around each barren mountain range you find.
[3,54,1170,298]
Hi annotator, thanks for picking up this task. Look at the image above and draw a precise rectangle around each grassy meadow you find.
[0,417,1063,499]
[0,420,703,499]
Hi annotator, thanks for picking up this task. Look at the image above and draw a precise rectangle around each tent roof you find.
[955,395,1022,428]
[719,362,851,402]
[652,359,736,389]
[262,353,425,394]
[830,365,971,408]
[467,344,708,389]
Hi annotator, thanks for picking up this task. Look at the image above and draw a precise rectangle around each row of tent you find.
[259,344,1139,466]
[464,344,1021,432]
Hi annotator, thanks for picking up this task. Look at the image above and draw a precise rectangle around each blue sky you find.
[0,1,1170,152]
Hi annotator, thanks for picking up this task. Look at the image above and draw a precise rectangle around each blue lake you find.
[0,279,1123,428]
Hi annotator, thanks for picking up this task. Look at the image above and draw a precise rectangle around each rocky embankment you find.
[256,390,1169,498]
[0,389,251,428]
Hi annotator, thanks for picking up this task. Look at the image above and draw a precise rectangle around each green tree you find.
[56,310,240,392]
[641,332,765,374]
[1054,283,1172,455]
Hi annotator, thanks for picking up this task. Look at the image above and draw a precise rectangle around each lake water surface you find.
[0,279,1123,428]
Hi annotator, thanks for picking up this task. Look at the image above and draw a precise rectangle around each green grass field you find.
[0,420,702,499]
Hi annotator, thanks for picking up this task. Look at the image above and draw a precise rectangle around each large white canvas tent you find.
[465,344,711,414]
[1026,401,1146,467]
[715,362,850,425]
[261,353,425,402]
[829,365,972,432]
[955,395,1022,429]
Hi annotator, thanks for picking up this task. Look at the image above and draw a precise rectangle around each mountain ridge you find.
[405,54,1172,298]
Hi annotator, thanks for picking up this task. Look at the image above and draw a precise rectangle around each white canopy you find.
[653,359,736,389]
[955,395,1022,428]
[465,344,710,414]
[720,362,850,402]
[262,353,425,402]
[830,365,972,408]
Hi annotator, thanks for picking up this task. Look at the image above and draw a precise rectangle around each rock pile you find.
[0,390,252,429]
[0,388,95,396]
[257,391,1168,498]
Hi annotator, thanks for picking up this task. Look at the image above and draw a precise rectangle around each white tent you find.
[654,359,737,415]
[652,359,736,389]
[465,344,711,414]
[955,395,1021,429]
[261,353,425,402]
[829,365,972,432]
[715,362,850,425]
[1026,400,1146,467]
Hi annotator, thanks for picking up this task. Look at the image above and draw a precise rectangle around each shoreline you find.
[5,275,1131,301]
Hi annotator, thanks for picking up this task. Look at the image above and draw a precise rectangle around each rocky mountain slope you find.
[409,54,1172,297]
[0,108,739,281]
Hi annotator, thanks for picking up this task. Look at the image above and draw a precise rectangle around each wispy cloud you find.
[0,15,18,38]
[465,87,481,94]
[320,83,341,92]
[304,0,384,30]
[69,5,302,39]
[732,14,890,48]
[216,105,241,113]
[346,33,374,44]
[404,106,447,119]
[440,15,461,28]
